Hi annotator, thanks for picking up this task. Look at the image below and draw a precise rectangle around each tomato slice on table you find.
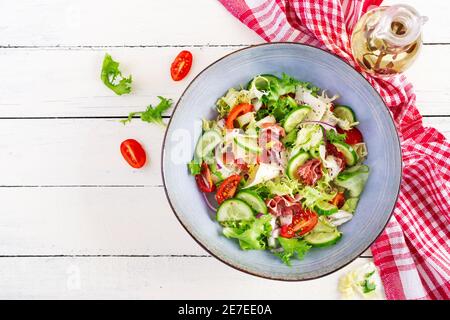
[195,162,215,193]
[120,139,147,168]
[170,50,193,81]
[225,103,253,129]
[215,174,241,204]
[337,127,363,145]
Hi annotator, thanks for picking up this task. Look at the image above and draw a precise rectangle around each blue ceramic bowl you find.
[162,43,401,280]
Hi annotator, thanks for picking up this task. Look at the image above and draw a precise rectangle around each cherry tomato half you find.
[195,162,215,193]
[215,175,241,204]
[170,50,193,81]
[120,139,147,168]
[337,127,364,145]
[291,210,318,236]
[280,225,295,238]
[280,209,318,238]
[225,103,253,129]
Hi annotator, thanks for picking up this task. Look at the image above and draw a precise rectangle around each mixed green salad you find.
[188,74,369,265]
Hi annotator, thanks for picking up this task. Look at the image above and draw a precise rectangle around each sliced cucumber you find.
[234,135,262,154]
[286,152,310,179]
[334,105,357,123]
[236,190,268,214]
[216,199,254,222]
[312,217,336,233]
[283,106,311,133]
[304,229,342,247]
[195,130,222,159]
[314,200,338,216]
[246,74,280,90]
[332,141,358,166]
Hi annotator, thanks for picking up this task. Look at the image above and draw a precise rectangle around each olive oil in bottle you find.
[351,4,427,76]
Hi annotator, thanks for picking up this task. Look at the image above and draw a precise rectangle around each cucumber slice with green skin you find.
[195,130,222,159]
[312,217,336,233]
[333,105,357,123]
[283,106,311,133]
[332,141,358,166]
[286,152,310,179]
[235,190,268,214]
[246,74,280,90]
[304,229,342,247]
[234,135,262,154]
[216,199,254,222]
[314,200,338,216]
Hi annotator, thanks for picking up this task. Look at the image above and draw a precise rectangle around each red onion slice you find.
[202,193,217,212]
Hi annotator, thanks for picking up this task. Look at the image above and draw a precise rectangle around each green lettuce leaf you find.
[326,129,346,143]
[275,237,311,266]
[100,53,132,95]
[121,96,172,126]
[302,184,336,209]
[222,215,272,250]
[263,176,302,197]
[282,128,298,148]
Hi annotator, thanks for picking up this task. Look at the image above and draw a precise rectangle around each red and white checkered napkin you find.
[219,0,450,299]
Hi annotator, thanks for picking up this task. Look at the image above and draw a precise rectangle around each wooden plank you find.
[0,186,373,257]
[0,46,235,117]
[0,256,380,299]
[0,187,203,255]
[423,117,450,135]
[0,119,166,186]
[0,0,261,47]
[0,117,447,187]
[0,44,449,118]
[0,0,446,46]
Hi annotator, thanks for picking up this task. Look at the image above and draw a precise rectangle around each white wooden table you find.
[0,0,448,299]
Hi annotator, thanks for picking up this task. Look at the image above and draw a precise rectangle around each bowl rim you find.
[161,42,402,281]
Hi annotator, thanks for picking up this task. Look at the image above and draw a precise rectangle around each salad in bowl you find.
[187,73,370,266]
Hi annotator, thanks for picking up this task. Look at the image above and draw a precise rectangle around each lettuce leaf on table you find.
[121,96,173,126]
[100,53,132,95]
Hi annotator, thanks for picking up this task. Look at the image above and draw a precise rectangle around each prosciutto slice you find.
[296,158,323,186]
[266,195,302,217]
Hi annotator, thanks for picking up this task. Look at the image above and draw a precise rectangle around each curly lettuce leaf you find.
[259,73,299,110]
[282,128,298,148]
[263,176,302,197]
[302,184,336,209]
[326,129,346,143]
[275,237,311,266]
[100,53,132,95]
[222,215,272,250]
[121,96,172,126]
